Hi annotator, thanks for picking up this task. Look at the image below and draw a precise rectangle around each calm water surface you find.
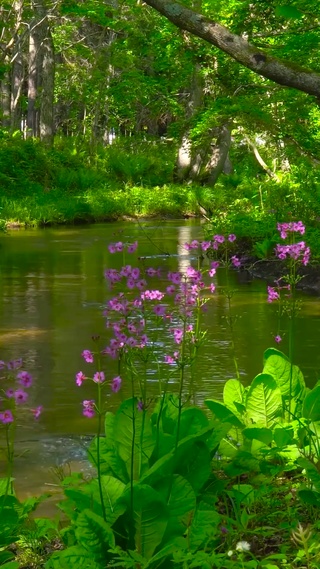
[1,220,320,498]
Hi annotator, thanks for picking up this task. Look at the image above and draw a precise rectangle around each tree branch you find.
[143,0,320,98]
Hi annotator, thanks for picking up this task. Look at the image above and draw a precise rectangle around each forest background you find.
[1,0,320,254]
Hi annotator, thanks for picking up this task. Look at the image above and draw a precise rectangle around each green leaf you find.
[177,407,209,439]
[154,475,196,542]
[246,374,282,428]
[275,5,303,19]
[0,562,20,569]
[114,398,154,480]
[263,348,306,401]
[101,476,126,525]
[119,484,168,559]
[223,379,245,418]
[299,489,320,508]
[46,545,103,569]
[205,400,244,427]
[176,440,211,493]
[188,502,220,552]
[243,427,273,446]
[273,425,294,448]
[302,385,320,421]
[75,509,114,563]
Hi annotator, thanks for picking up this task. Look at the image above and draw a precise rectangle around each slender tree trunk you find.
[27,0,55,144]
[27,17,40,137]
[175,63,204,180]
[39,18,55,146]
[10,0,24,132]
[0,67,11,128]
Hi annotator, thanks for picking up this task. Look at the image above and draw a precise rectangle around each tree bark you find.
[175,63,204,180]
[205,123,232,186]
[143,0,320,98]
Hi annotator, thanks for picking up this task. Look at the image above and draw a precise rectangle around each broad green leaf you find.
[263,349,305,401]
[101,475,126,525]
[205,399,244,427]
[64,486,103,517]
[118,484,168,559]
[46,545,103,569]
[75,509,114,563]
[141,426,214,487]
[275,5,303,19]
[188,502,220,552]
[302,385,320,421]
[176,440,211,493]
[114,398,154,480]
[298,458,320,492]
[223,379,245,418]
[206,423,234,455]
[89,437,128,483]
[246,374,282,427]
[243,427,273,446]
[154,475,196,541]
[230,484,254,506]
[273,425,294,448]
[177,407,209,439]
[0,562,20,569]
[299,489,320,508]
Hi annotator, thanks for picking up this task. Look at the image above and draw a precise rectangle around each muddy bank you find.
[245,258,320,295]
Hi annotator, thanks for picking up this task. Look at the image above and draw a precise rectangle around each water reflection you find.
[1,220,320,495]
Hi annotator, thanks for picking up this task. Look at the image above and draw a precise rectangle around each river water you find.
[1,220,320,501]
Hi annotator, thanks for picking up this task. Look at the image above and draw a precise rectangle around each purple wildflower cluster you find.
[0,359,42,424]
[184,234,240,269]
[76,349,123,417]
[108,241,138,254]
[276,221,310,265]
[78,236,226,416]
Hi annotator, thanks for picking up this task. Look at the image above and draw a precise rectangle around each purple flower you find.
[173,328,184,344]
[17,371,33,388]
[210,283,216,293]
[6,388,15,398]
[93,371,105,383]
[31,406,42,419]
[127,241,138,253]
[164,355,175,364]
[111,376,122,393]
[115,241,123,252]
[0,360,6,370]
[201,241,211,251]
[153,305,166,316]
[82,350,94,363]
[14,389,28,404]
[211,261,220,270]
[274,335,282,343]
[7,359,23,370]
[83,400,95,418]
[267,286,280,303]
[75,371,86,386]
[231,255,241,268]
[228,234,236,242]
[213,235,225,244]
[0,410,14,424]
[137,400,144,411]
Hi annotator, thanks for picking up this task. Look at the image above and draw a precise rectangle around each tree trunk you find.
[39,18,55,146]
[143,0,320,98]
[204,123,232,186]
[0,67,11,128]
[27,0,55,144]
[175,63,204,181]
[10,0,24,132]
